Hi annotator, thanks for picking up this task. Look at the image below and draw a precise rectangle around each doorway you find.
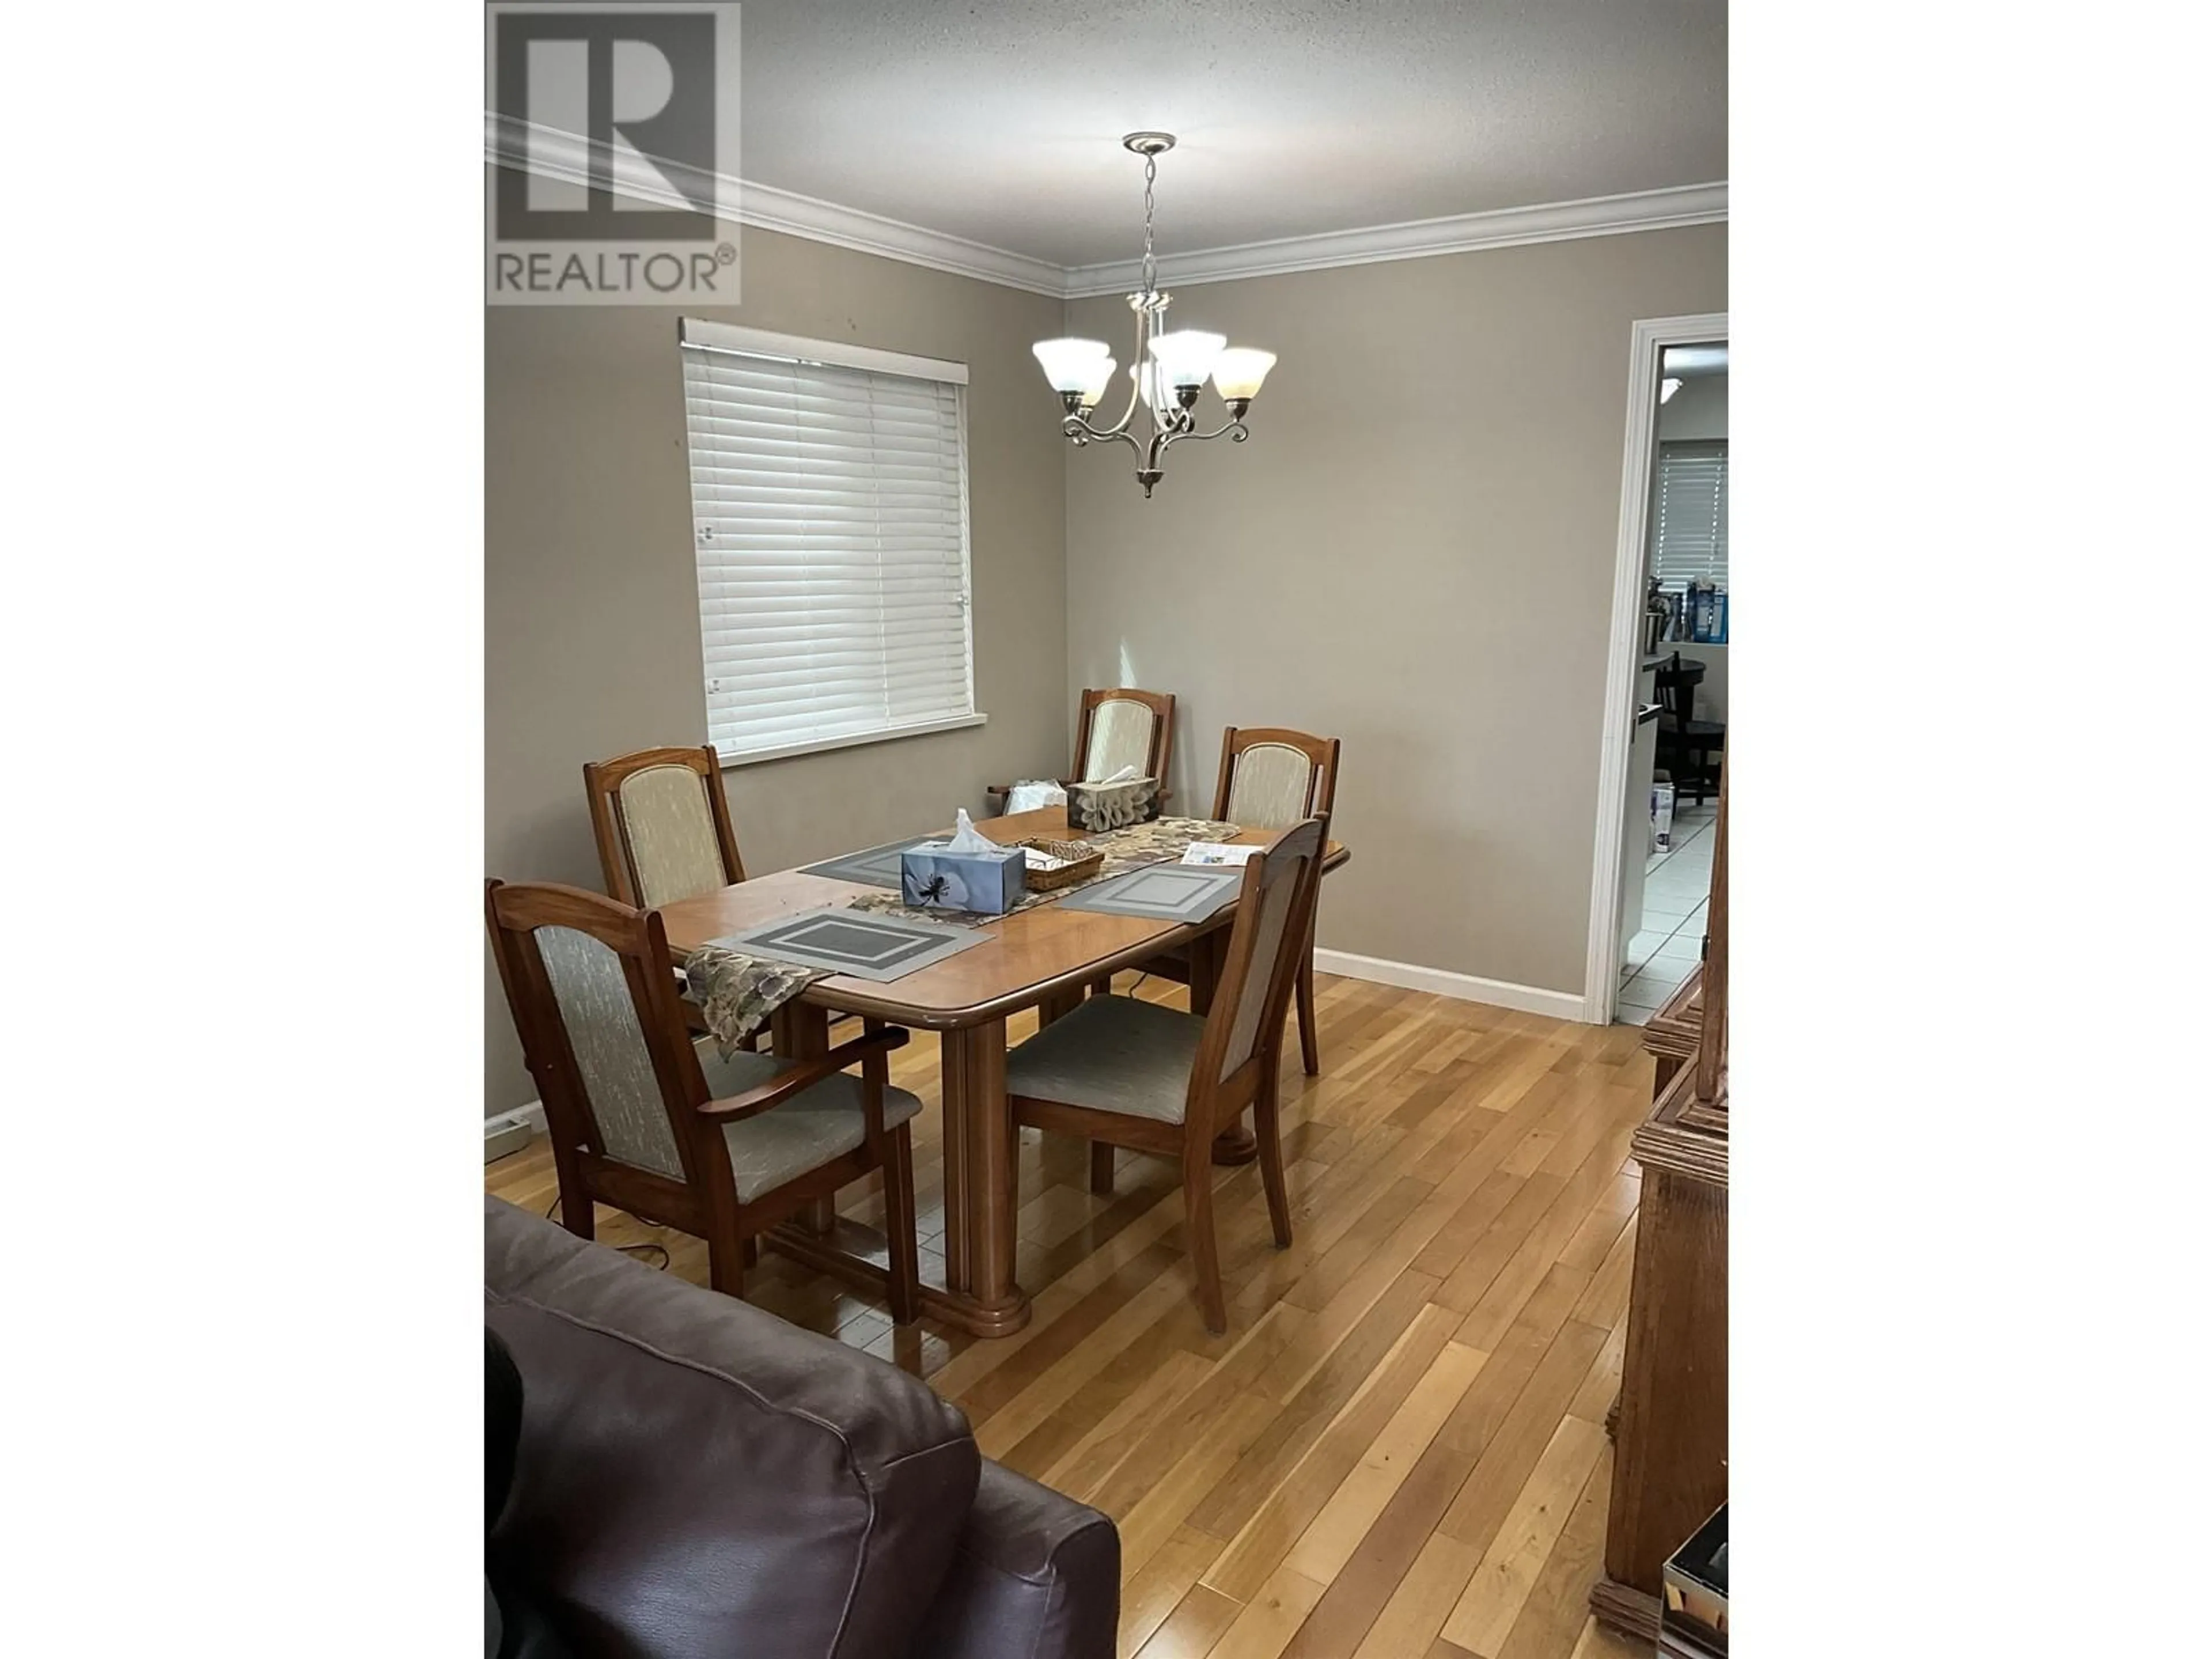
[1582,315,1729,1024]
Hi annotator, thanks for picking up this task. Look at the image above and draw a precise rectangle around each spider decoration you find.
[916,874,950,906]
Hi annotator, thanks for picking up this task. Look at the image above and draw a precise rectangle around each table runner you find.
[682,946,827,1056]
[843,816,1239,926]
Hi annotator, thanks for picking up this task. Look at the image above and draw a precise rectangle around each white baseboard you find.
[483,1101,546,1164]
[1312,949,1591,1024]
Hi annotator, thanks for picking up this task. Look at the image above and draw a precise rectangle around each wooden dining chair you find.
[1005,817,1328,1334]
[1072,687,1176,785]
[986,688,1176,811]
[582,744,765,1047]
[486,880,922,1322]
[582,744,745,908]
[1128,726,1341,1073]
[1217,727,1339,1076]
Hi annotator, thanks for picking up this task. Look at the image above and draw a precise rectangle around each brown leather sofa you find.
[485,1197,1118,1659]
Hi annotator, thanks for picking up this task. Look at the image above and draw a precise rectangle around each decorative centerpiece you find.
[1065,776,1160,832]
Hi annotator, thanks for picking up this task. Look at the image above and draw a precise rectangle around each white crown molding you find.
[1062,182,1728,297]
[733,179,1067,297]
[486,115,1723,301]
[486,112,1066,296]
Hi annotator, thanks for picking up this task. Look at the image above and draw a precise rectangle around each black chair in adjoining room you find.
[1654,654,1724,806]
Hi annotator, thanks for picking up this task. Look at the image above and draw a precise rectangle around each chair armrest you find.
[695,1025,910,1122]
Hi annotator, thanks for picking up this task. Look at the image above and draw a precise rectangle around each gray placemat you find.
[704,906,986,982]
[1052,862,1248,923]
[798,836,931,889]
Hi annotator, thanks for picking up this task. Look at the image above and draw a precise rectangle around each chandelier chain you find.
[1141,151,1157,297]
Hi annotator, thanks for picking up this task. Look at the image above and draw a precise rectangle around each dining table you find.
[653,804,1351,1337]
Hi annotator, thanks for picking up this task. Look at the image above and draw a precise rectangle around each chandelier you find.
[1031,134,1276,498]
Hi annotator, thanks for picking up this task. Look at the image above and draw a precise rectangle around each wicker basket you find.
[1018,836,1105,890]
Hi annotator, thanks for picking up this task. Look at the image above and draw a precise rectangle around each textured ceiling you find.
[734,1,1729,267]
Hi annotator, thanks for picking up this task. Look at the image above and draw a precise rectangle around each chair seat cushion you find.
[1005,994,1204,1124]
[703,1050,922,1203]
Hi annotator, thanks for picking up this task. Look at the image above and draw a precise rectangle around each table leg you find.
[1187,927,1260,1166]
[1187,927,1226,1017]
[772,1002,839,1236]
[937,1018,1029,1335]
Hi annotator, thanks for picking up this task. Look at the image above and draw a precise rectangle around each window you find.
[679,319,978,764]
[1652,440,1729,595]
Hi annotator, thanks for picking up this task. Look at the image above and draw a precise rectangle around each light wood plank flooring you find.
[486,971,1654,1659]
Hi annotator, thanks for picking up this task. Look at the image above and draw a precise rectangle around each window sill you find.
[717,713,989,769]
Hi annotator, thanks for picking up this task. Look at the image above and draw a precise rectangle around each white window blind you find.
[1652,441,1730,594]
[679,325,975,763]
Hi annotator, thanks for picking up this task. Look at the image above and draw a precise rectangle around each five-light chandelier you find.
[1031,133,1276,498]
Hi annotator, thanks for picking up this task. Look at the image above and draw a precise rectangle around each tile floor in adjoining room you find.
[1614,797,1718,1026]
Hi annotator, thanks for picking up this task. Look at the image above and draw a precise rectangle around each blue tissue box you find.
[900,841,1027,915]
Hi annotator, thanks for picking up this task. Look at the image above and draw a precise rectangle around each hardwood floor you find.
[485,971,1656,1659]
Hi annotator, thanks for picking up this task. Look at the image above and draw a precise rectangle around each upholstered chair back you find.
[487,882,708,1191]
[1083,701,1154,780]
[1201,817,1327,1093]
[584,746,745,908]
[529,923,686,1177]
[1214,728,1342,830]
[1072,688,1176,785]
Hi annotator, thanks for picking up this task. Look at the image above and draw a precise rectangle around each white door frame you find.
[1581,311,1729,1024]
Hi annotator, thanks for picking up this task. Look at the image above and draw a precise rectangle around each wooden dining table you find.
[654,805,1351,1337]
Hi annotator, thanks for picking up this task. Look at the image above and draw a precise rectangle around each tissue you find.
[945,808,995,852]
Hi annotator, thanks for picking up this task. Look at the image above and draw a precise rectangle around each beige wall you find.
[1065,226,1728,997]
[485,226,1069,1113]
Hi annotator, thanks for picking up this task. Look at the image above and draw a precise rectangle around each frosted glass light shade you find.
[1032,337,1111,393]
[1211,347,1277,401]
[1077,356,1116,407]
[1147,329,1227,388]
[1127,362,1164,408]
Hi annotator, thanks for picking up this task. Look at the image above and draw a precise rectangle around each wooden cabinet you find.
[1592,766,1728,1642]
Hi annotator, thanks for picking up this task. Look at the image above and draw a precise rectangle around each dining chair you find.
[1215,727,1339,1076]
[986,687,1176,812]
[1653,656,1724,806]
[486,880,922,1323]
[582,744,764,1047]
[1005,816,1328,1334]
[1122,726,1340,1075]
[1072,687,1176,785]
[583,744,745,908]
